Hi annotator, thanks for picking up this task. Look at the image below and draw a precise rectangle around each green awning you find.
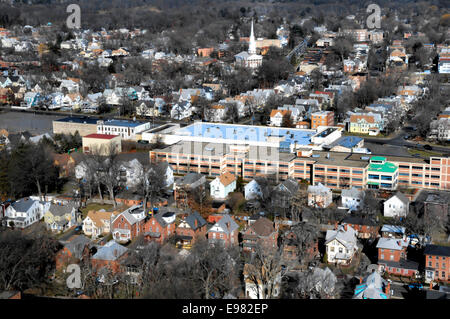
[367,181,379,185]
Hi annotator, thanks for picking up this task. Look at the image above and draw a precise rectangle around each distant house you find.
[325,224,358,265]
[143,210,177,244]
[207,214,239,247]
[341,187,365,211]
[242,217,278,252]
[383,192,409,218]
[307,183,332,208]
[3,197,50,229]
[91,240,128,274]
[210,171,237,200]
[44,203,79,233]
[82,210,117,239]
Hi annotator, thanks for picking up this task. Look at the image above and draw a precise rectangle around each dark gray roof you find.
[176,173,204,186]
[64,235,91,259]
[424,244,450,257]
[11,198,37,212]
[49,203,77,216]
[379,259,419,270]
[184,211,206,230]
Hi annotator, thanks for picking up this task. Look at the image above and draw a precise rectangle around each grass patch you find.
[80,203,115,219]
[407,148,444,157]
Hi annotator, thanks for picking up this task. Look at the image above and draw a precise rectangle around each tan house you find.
[82,133,121,155]
[82,210,117,238]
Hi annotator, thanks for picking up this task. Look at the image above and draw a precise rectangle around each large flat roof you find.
[153,141,295,162]
[99,119,149,128]
[175,122,315,146]
[55,116,100,125]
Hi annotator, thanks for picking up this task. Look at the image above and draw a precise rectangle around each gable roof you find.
[184,211,207,230]
[325,225,357,248]
[209,214,239,235]
[350,114,375,124]
[86,210,117,228]
[10,198,38,212]
[92,240,128,261]
[388,192,409,205]
[218,171,236,187]
[49,203,76,217]
[64,235,91,259]
[249,217,276,237]
[376,237,409,250]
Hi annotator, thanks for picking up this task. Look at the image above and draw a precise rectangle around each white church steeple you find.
[248,19,256,55]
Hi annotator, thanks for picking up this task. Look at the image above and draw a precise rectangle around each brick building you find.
[311,111,334,129]
[242,217,278,252]
[143,210,177,244]
[424,245,450,283]
[376,237,419,278]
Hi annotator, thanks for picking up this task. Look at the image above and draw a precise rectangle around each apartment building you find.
[311,111,334,129]
[150,142,450,191]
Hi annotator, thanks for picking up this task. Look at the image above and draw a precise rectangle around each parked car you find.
[423,144,433,150]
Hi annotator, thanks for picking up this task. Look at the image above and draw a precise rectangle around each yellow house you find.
[349,115,378,134]
[44,203,79,233]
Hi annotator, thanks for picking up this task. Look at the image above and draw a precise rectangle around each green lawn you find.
[80,203,116,219]
[407,148,444,157]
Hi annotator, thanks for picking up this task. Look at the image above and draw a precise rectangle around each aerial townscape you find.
[0,0,449,301]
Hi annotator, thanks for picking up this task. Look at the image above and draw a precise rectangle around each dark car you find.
[138,140,149,144]
[408,283,423,290]
[423,144,433,150]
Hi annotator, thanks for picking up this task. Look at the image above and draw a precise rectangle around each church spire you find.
[248,19,256,55]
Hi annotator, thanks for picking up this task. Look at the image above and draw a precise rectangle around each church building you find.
[234,20,263,69]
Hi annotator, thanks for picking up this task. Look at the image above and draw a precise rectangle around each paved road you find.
[364,128,450,155]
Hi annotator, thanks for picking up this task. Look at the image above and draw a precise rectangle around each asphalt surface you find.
[364,128,450,156]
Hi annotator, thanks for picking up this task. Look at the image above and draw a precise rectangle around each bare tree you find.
[245,244,287,299]
[138,162,167,213]
[295,267,338,299]
[285,222,319,263]
[189,239,240,299]
[99,148,121,208]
